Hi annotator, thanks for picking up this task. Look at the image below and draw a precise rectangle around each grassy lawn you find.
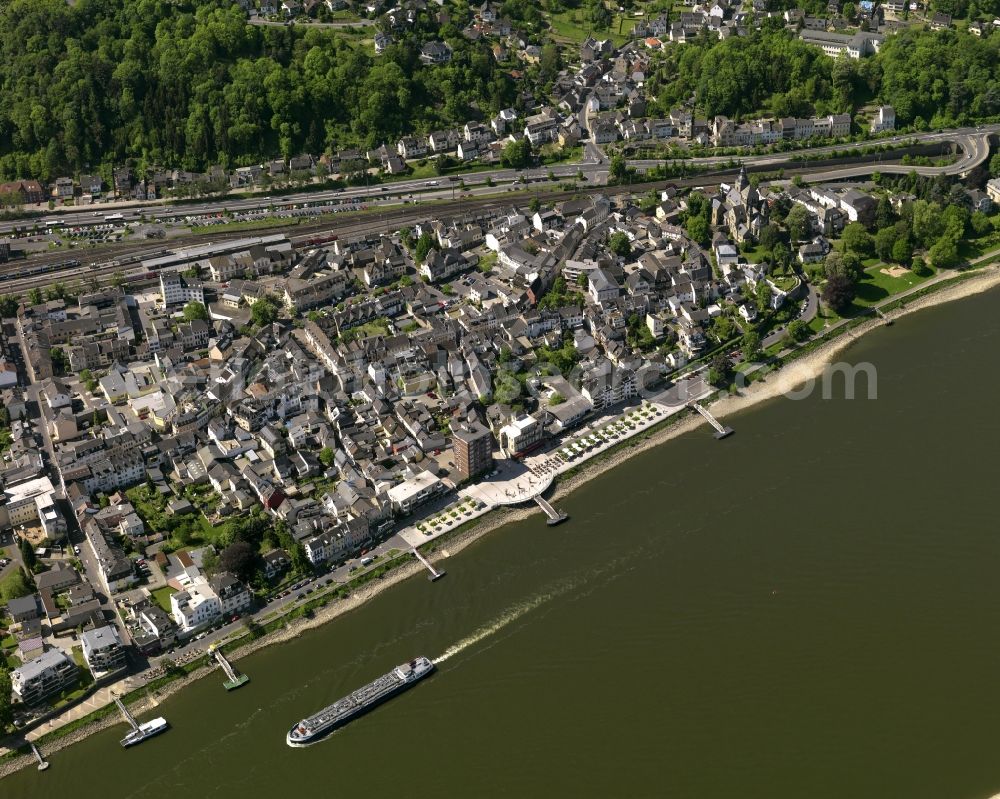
[771,275,799,292]
[853,263,933,307]
[547,8,636,45]
[539,144,584,166]
[387,160,507,185]
[741,246,770,264]
[808,312,835,334]
[959,218,1000,260]
[152,586,177,613]
[342,317,391,342]
[192,216,300,235]
[126,483,222,550]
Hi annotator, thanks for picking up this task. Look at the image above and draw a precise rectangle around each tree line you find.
[1,1,998,183]
[0,0,518,181]
[645,23,1000,130]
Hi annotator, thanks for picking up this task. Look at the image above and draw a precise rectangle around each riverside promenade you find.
[399,374,716,549]
[0,374,718,761]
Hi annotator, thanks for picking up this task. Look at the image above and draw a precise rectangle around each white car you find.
[73,545,81,555]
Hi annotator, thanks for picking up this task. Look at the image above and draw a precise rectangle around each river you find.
[6,288,1000,799]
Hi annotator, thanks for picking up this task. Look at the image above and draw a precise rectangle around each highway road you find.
[0,125,993,298]
[3,125,992,237]
[248,14,375,28]
[152,533,412,667]
[579,94,606,165]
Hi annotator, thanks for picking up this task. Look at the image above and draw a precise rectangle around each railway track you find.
[0,178,700,280]
[0,147,974,298]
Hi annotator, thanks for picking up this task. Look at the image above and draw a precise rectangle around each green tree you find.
[911,257,933,277]
[182,301,209,322]
[46,282,68,301]
[251,297,280,326]
[970,211,993,238]
[874,196,896,230]
[49,346,68,375]
[201,548,219,576]
[318,447,335,467]
[0,667,11,729]
[588,0,612,28]
[771,241,792,271]
[841,222,875,257]
[686,214,710,247]
[539,43,563,82]
[757,223,781,254]
[910,200,943,248]
[755,281,772,314]
[220,541,260,582]
[79,368,98,393]
[785,204,811,243]
[0,295,19,317]
[941,204,969,241]
[608,155,629,184]
[26,287,43,306]
[500,138,532,169]
[822,272,855,313]
[291,542,311,575]
[608,231,631,257]
[928,235,959,269]
[785,319,808,343]
[711,314,735,342]
[708,353,734,387]
[0,569,32,601]
[824,250,863,282]
[890,236,913,266]
[413,232,438,263]
[874,226,897,262]
[741,330,762,361]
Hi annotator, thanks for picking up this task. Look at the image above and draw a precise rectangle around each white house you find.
[170,578,222,634]
[386,470,444,513]
[870,105,896,133]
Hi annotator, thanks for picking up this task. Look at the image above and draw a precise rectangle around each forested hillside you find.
[0,0,517,180]
[876,27,1000,127]
[647,23,1000,127]
[0,0,998,181]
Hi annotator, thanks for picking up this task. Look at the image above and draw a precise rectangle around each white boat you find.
[115,696,169,748]
[287,657,434,746]
[121,717,169,748]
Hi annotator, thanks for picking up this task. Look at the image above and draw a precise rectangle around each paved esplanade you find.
[398,370,714,549]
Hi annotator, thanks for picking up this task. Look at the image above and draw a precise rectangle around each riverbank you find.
[3,262,999,781]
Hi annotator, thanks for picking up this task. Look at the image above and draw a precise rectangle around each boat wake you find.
[433,581,575,665]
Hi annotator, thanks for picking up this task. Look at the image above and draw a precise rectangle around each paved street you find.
[248,15,375,28]
[1,125,992,237]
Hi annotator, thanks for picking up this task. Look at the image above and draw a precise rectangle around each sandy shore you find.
[3,265,999,780]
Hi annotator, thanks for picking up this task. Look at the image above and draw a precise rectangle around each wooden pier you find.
[690,403,734,439]
[534,495,569,526]
[210,645,249,690]
[874,307,893,326]
[412,548,446,581]
[30,742,49,771]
